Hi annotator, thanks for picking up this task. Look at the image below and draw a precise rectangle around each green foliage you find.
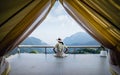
[68,48,101,54]
[29,50,39,54]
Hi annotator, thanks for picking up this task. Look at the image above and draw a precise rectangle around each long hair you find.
[60,42,64,45]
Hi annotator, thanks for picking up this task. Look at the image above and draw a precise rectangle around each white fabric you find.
[111,64,120,74]
[0,57,7,75]
[54,43,67,57]
[100,51,107,57]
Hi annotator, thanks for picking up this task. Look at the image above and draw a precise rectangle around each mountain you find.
[10,37,48,54]
[63,32,100,45]
[20,37,47,45]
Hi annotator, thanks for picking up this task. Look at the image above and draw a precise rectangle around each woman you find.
[53,38,68,57]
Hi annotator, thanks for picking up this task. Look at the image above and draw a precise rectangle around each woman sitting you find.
[53,38,68,57]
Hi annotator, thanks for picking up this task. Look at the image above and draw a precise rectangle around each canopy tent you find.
[0,0,56,56]
[59,0,120,67]
[0,0,120,75]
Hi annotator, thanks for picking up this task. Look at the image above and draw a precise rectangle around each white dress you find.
[54,42,67,57]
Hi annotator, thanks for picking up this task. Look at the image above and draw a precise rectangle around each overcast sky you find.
[29,1,86,45]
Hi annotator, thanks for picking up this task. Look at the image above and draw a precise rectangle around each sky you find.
[29,1,86,45]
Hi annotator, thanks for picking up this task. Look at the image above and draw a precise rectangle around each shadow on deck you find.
[7,53,111,75]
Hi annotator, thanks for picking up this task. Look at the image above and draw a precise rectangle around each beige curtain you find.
[59,0,120,73]
[0,0,56,56]
[0,0,120,74]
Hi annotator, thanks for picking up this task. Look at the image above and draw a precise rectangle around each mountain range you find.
[63,32,100,45]
[10,32,100,54]
[10,37,48,54]
[20,37,47,45]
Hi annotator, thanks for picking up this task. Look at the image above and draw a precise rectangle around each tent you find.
[0,0,120,75]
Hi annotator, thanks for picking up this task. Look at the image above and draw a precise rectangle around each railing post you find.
[74,48,76,54]
[17,47,20,54]
[45,47,47,54]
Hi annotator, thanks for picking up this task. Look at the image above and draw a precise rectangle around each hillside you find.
[20,37,47,45]
[10,37,48,54]
[63,32,100,45]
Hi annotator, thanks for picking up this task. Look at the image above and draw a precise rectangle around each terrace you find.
[7,45,111,75]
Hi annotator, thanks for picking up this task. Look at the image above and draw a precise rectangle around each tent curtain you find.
[59,0,120,71]
[0,0,56,57]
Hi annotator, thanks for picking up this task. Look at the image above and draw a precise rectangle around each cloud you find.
[29,2,86,45]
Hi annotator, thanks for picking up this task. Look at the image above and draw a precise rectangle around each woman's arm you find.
[64,46,68,53]
[53,48,57,53]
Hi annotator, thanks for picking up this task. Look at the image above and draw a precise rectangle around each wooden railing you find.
[17,45,101,54]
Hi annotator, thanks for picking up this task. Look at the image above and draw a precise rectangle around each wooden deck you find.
[7,53,111,75]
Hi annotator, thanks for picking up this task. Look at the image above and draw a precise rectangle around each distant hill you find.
[9,32,100,55]
[63,32,100,46]
[10,37,49,54]
[20,37,47,45]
